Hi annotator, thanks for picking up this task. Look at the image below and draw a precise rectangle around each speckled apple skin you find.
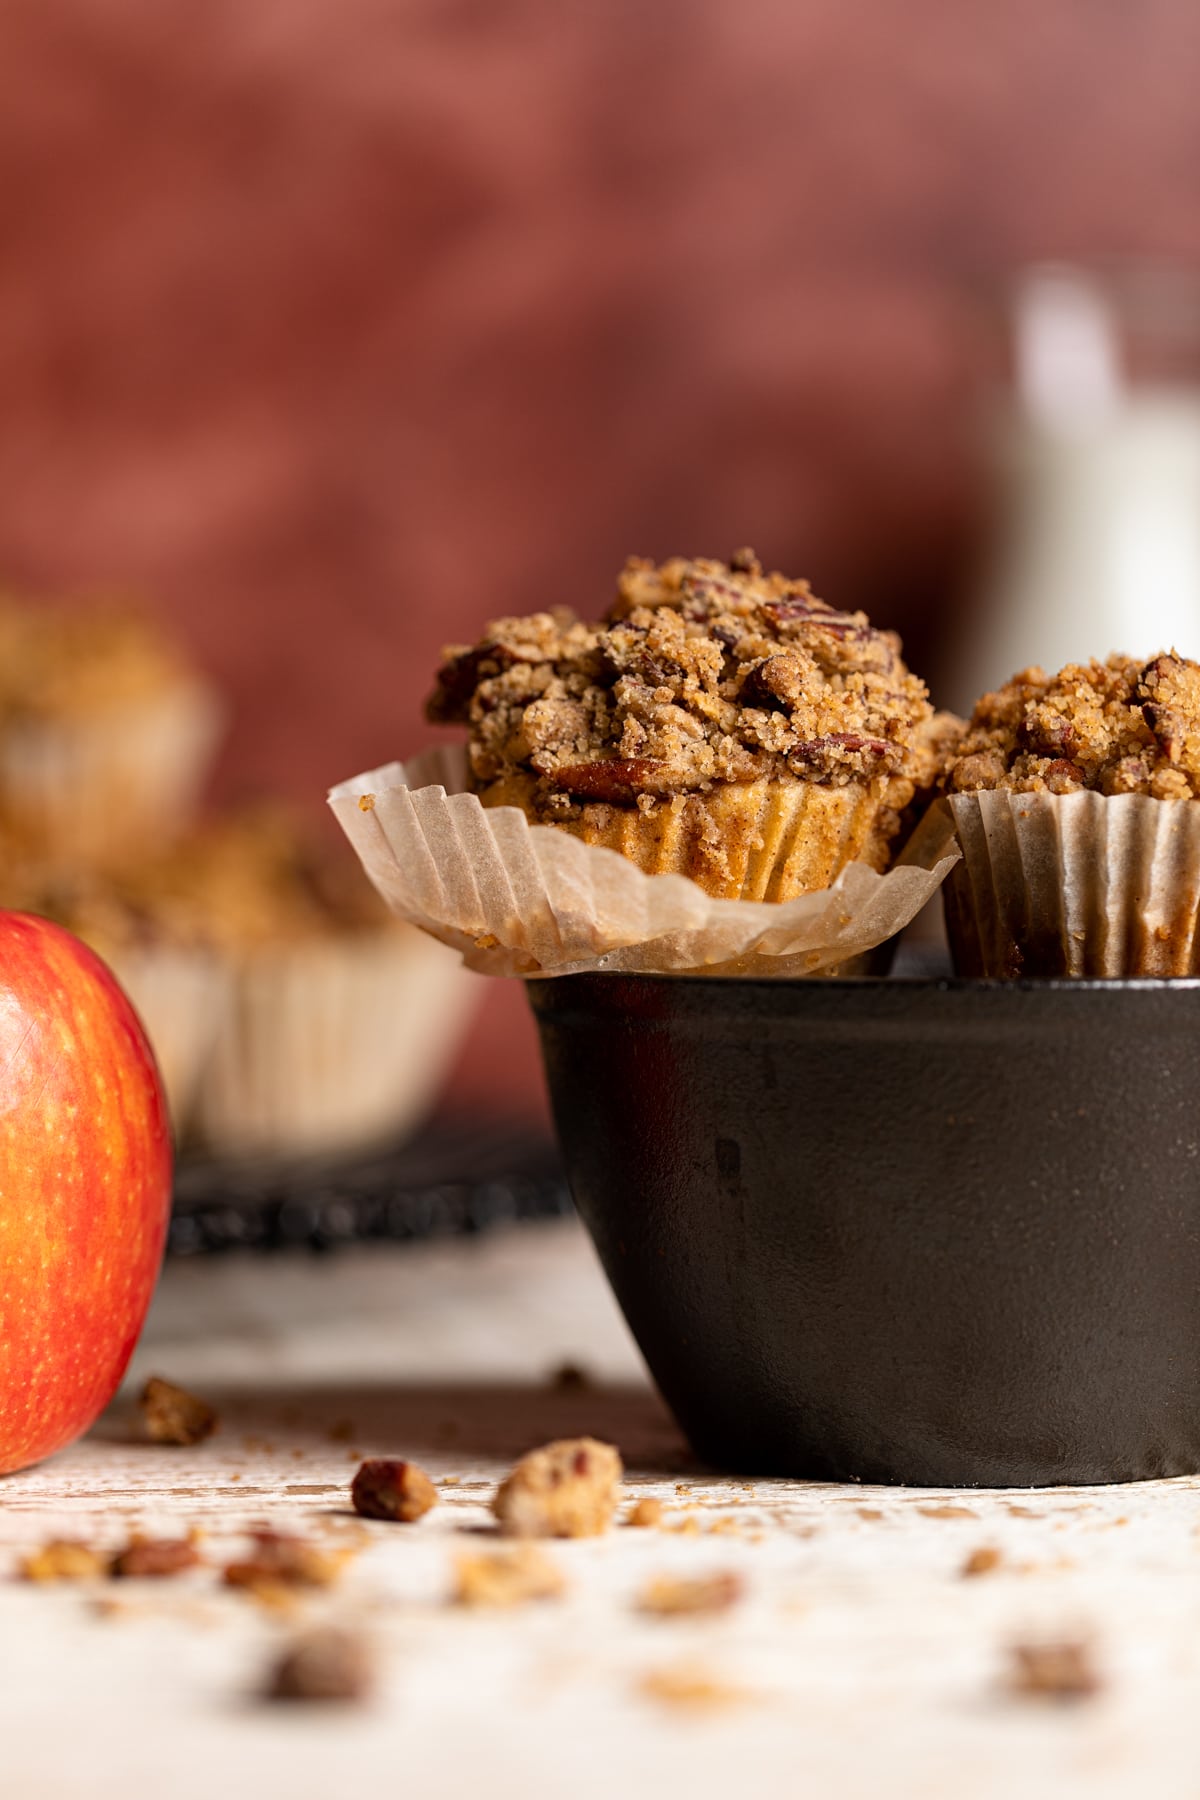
[0,913,172,1475]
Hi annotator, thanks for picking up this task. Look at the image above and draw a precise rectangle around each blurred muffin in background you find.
[0,600,225,870]
[0,809,478,1158]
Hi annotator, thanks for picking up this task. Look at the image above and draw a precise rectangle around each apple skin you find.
[0,912,172,1475]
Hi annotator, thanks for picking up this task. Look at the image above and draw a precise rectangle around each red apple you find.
[0,912,172,1474]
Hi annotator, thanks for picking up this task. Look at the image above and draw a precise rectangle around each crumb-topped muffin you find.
[942,651,1200,979]
[943,654,1200,800]
[428,551,942,901]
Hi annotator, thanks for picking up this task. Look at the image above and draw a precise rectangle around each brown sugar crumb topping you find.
[636,1572,744,1617]
[492,1437,623,1539]
[223,1531,348,1596]
[453,1545,566,1609]
[139,1376,219,1447]
[945,653,1200,800]
[110,1537,202,1579]
[19,1540,109,1582]
[350,1458,438,1523]
[428,552,937,816]
[961,1546,1002,1578]
[265,1628,374,1703]
[1009,1641,1101,1702]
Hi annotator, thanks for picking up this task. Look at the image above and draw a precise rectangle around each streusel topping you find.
[944,654,1200,799]
[427,551,936,813]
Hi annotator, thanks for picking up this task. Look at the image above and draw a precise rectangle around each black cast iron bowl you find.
[528,973,1200,1488]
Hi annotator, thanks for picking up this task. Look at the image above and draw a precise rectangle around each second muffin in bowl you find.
[942,651,1200,977]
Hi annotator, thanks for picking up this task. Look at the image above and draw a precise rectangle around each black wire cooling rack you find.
[168,1115,571,1256]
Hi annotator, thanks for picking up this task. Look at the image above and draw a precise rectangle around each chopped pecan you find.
[1010,1641,1100,1701]
[546,759,663,804]
[20,1540,107,1582]
[493,1437,623,1539]
[111,1538,202,1579]
[266,1628,373,1703]
[961,1546,1002,1578]
[139,1376,218,1447]
[637,1571,743,1616]
[350,1459,438,1523]
[453,1545,565,1608]
[788,732,889,766]
[224,1531,346,1594]
[425,642,517,723]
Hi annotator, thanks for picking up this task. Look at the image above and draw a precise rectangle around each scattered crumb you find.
[637,1663,751,1713]
[1009,1641,1101,1702]
[857,1508,884,1522]
[140,1377,218,1447]
[453,1546,566,1609]
[627,1498,665,1529]
[1005,1505,1042,1519]
[493,1438,622,1539]
[224,1531,349,1596]
[918,1505,978,1521]
[666,1514,702,1537]
[111,1538,202,1579]
[20,1540,108,1583]
[637,1572,743,1617]
[328,1420,357,1443]
[351,1459,438,1523]
[962,1546,1003,1578]
[705,1516,745,1538]
[266,1628,373,1703]
[441,1476,461,1488]
[550,1361,591,1391]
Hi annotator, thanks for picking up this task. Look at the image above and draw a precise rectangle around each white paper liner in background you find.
[0,681,227,869]
[193,926,481,1159]
[104,944,230,1135]
[329,747,960,979]
[945,790,1200,977]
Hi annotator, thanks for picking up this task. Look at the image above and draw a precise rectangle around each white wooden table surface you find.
[3,1218,1198,1800]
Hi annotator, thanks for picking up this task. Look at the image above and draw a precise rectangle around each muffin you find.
[428,551,943,903]
[0,600,224,869]
[941,652,1200,977]
[1,811,478,1155]
[171,812,479,1160]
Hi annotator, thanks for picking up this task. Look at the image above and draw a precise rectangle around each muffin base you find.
[478,775,898,903]
[945,789,1200,978]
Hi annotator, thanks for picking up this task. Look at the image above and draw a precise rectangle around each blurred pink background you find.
[4,1,1200,1118]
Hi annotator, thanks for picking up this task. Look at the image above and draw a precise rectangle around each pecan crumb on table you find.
[111,1538,202,1579]
[637,1572,744,1617]
[1009,1641,1101,1701]
[19,1540,108,1582]
[962,1546,1003,1578]
[266,1628,373,1704]
[139,1376,219,1447]
[224,1531,348,1595]
[350,1458,438,1522]
[637,1663,752,1713]
[453,1546,566,1609]
[493,1437,623,1539]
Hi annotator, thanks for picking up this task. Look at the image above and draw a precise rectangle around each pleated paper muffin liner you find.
[0,680,226,870]
[476,771,893,902]
[102,943,230,1135]
[944,789,1200,977]
[328,746,960,979]
[192,926,480,1160]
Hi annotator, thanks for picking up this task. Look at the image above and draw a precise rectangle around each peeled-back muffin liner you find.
[328,746,960,979]
[944,789,1200,977]
[193,926,480,1159]
[102,943,230,1135]
[0,680,226,869]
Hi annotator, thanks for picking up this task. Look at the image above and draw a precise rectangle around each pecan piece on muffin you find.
[428,551,945,903]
